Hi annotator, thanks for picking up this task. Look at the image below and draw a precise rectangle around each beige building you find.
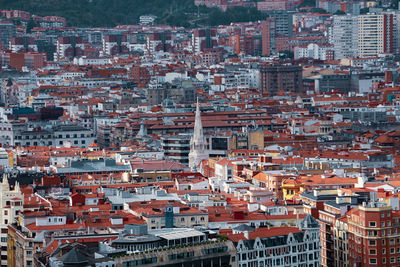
[229,130,264,150]
[358,13,393,57]
[7,223,42,267]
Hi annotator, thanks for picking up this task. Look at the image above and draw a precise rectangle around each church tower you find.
[189,99,209,171]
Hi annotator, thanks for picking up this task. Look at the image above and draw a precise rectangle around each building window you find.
[369,259,377,264]
[369,222,376,227]
[370,249,376,255]
[369,240,376,246]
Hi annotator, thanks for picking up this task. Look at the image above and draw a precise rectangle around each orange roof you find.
[88,142,99,148]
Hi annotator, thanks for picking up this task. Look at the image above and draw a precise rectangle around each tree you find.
[279,50,294,59]
[334,10,346,15]
[310,7,328,13]
[26,19,37,33]
[299,0,316,7]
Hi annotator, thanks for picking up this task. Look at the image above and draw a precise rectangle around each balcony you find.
[168,156,189,160]
[161,143,190,148]
[164,149,190,153]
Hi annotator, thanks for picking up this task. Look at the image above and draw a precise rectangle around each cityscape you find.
[1,0,400,266]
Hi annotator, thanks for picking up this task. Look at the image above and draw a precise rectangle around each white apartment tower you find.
[189,99,209,171]
[0,174,23,267]
[358,13,393,57]
[332,15,359,59]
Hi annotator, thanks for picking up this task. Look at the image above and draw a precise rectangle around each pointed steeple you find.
[193,98,204,146]
[136,120,147,138]
[2,173,9,191]
[189,98,209,171]
[14,181,20,193]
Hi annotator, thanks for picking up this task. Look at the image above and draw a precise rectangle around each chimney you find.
[385,71,393,84]
[244,231,249,239]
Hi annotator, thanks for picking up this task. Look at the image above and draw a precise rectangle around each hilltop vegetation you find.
[0,0,268,27]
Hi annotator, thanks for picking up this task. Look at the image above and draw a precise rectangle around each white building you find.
[139,15,157,25]
[215,159,234,181]
[233,215,321,267]
[358,13,393,57]
[0,175,23,267]
[73,57,111,66]
[188,100,209,171]
[332,15,359,59]
[294,43,333,60]
[0,148,10,169]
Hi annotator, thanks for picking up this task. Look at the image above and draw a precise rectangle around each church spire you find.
[189,98,209,171]
[193,98,204,145]
[1,173,10,192]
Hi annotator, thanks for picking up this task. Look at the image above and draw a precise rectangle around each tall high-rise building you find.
[332,15,359,59]
[335,202,400,267]
[259,64,303,94]
[188,99,209,171]
[333,13,395,59]
[103,34,129,56]
[191,28,218,54]
[9,37,37,53]
[0,21,15,50]
[261,18,276,56]
[54,36,84,61]
[358,13,393,57]
[232,34,255,55]
[147,32,173,54]
[0,175,23,267]
[385,10,400,55]
[266,10,294,37]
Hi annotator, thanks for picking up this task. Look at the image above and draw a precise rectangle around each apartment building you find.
[0,175,23,267]
[332,15,359,59]
[358,13,393,57]
[335,202,400,267]
[228,215,321,267]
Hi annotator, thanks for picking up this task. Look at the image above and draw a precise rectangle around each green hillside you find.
[0,0,267,27]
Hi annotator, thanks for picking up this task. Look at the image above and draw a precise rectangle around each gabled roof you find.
[300,214,319,229]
